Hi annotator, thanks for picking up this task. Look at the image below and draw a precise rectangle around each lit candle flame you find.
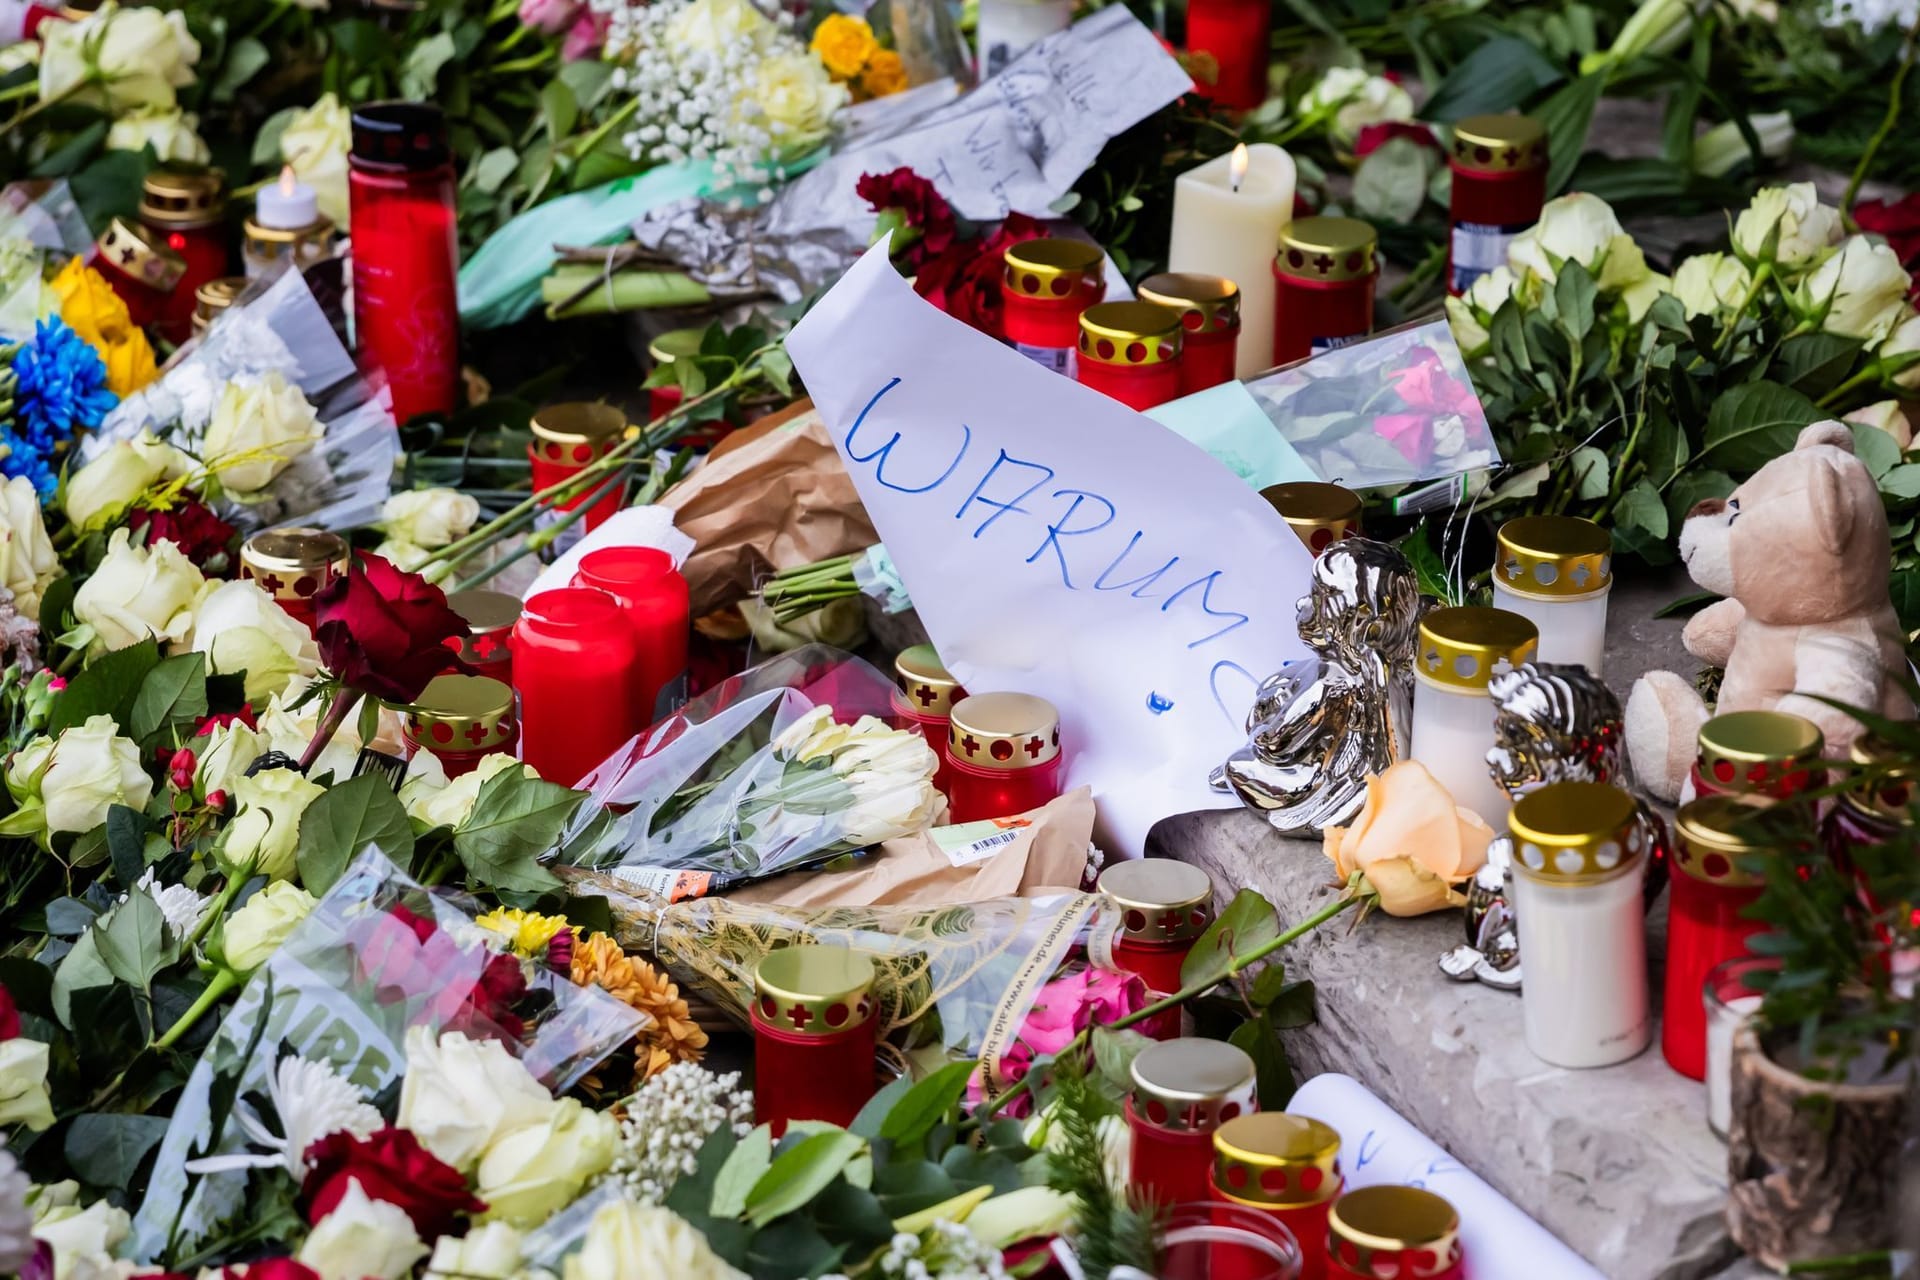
[1229,143,1249,193]
[278,164,299,198]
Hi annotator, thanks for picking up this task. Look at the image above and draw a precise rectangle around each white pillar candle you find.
[975,0,1072,79]
[1168,143,1295,379]
[255,165,319,231]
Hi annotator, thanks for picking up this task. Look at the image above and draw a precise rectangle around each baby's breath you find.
[608,1063,756,1204]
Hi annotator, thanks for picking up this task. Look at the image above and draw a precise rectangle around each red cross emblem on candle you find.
[787,1003,813,1030]
[1023,736,1045,758]
[1312,253,1335,275]
[959,735,980,757]
[465,723,490,746]
[471,633,502,659]
[915,684,938,707]
[256,572,285,592]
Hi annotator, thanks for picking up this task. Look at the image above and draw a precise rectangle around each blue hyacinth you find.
[5,317,116,500]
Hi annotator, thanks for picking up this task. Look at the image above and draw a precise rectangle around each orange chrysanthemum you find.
[572,932,709,1087]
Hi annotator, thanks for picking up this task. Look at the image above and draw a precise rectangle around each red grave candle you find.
[1138,273,1241,395]
[1185,0,1271,111]
[946,693,1065,823]
[348,101,460,424]
[572,545,690,726]
[1000,238,1105,377]
[1825,734,1917,866]
[400,674,517,778]
[750,946,878,1138]
[529,402,629,558]
[1447,115,1547,298]
[1272,217,1377,367]
[1099,859,1214,1040]
[1076,301,1185,411]
[139,166,230,345]
[1326,1187,1463,1280]
[1208,1114,1343,1280]
[891,644,963,796]
[446,589,520,689]
[94,217,186,333]
[239,528,350,635]
[1126,1039,1258,1208]
[1689,710,1823,802]
[1260,482,1363,556]
[1662,795,1771,1080]
[511,588,643,787]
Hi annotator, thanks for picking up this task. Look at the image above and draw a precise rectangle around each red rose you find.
[914,214,1049,341]
[220,1262,320,1280]
[196,705,260,735]
[129,498,238,569]
[313,554,471,704]
[1354,120,1441,159]
[1856,194,1920,297]
[0,984,19,1041]
[301,1127,485,1239]
[856,167,957,265]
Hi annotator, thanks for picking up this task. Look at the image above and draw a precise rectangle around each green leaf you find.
[130,652,207,742]
[878,1060,975,1148]
[251,106,302,166]
[1892,566,1920,633]
[96,887,170,993]
[1850,422,1901,480]
[1229,1013,1297,1109]
[105,805,147,888]
[212,36,269,101]
[540,80,578,142]
[451,770,579,894]
[1351,138,1432,225]
[1553,266,1598,345]
[1179,889,1280,991]
[400,32,457,99]
[1615,482,1670,541]
[51,929,111,1027]
[849,1074,913,1140]
[1773,332,1864,399]
[68,147,151,227]
[1570,445,1611,500]
[558,58,616,111]
[1248,963,1290,1010]
[710,1124,773,1219]
[744,1130,865,1228]
[1262,978,1318,1029]
[471,147,518,195]
[295,773,416,895]
[49,640,159,735]
[1420,35,1565,121]
[1699,382,1822,472]
[34,119,108,179]
[744,1215,845,1280]
[63,1113,169,1190]
[1536,72,1606,195]
[1883,463,1920,500]
[1090,1025,1154,1091]
[871,1159,959,1217]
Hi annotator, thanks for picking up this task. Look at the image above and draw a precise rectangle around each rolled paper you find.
[1288,1073,1602,1280]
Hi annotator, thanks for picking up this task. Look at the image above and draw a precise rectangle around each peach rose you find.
[1324,761,1494,917]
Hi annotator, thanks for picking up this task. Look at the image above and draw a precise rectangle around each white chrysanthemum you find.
[1824,0,1920,30]
[184,1054,380,1177]
[608,1064,754,1204]
[0,1151,32,1273]
[129,868,212,940]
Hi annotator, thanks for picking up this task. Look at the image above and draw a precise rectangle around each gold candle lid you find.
[1128,1039,1256,1133]
[139,165,227,227]
[1261,481,1363,554]
[1077,301,1183,368]
[98,217,187,292]
[1673,794,1770,888]
[753,946,876,1036]
[1508,781,1644,882]
[1696,711,1823,794]
[192,275,246,335]
[1415,607,1538,693]
[1002,238,1104,300]
[1327,1186,1462,1275]
[240,528,350,602]
[648,327,706,366]
[1494,516,1612,599]
[243,212,335,245]
[1098,859,1213,944]
[895,644,963,718]
[530,402,628,463]
[949,692,1061,771]
[1136,273,1240,335]
[400,674,516,753]
[447,589,520,666]
[1211,1113,1342,1208]
[1451,114,1548,174]
[1276,217,1378,284]
[1843,735,1919,826]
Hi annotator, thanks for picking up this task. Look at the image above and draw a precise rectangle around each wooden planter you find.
[1725,1023,1909,1268]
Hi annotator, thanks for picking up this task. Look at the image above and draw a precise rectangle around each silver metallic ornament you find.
[1214,538,1423,835]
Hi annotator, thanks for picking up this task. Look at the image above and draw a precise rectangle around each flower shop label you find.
[787,244,1314,855]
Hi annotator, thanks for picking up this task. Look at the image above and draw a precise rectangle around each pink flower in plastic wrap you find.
[354,904,529,1041]
[1387,346,1478,418]
[562,10,609,60]
[969,967,1147,1116]
[518,0,581,35]
[1374,413,1435,468]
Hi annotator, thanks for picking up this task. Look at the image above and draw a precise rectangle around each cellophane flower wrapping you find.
[128,850,646,1263]
[558,645,943,888]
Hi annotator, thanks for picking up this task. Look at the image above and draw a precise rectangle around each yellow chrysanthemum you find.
[859,49,907,98]
[47,257,159,397]
[476,906,577,958]
[571,932,708,1086]
[810,13,877,82]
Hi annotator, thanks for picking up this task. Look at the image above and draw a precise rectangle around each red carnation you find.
[301,1127,485,1239]
[313,554,470,704]
[0,984,19,1041]
[218,1262,320,1280]
[1855,193,1920,299]
[913,213,1049,341]
[128,499,238,569]
[857,167,957,266]
[1354,120,1441,159]
[196,704,260,735]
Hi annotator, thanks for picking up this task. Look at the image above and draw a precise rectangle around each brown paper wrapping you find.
[657,399,879,618]
[724,787,1097,908]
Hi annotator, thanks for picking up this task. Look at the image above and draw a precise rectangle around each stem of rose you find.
[154,968,242,1051]
[978,892,1362,1121]
[1843,13,1920,224]
[300,688,364,772]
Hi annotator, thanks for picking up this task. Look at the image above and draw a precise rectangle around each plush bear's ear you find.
[1805,455,1856,556]
[1796,420,1855,454]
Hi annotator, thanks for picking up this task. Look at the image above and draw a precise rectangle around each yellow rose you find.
[859,49,907,98]
[752,51,848,156]
[810,14,878,81]
[281,93,352,228]
[1324,761,1494,917]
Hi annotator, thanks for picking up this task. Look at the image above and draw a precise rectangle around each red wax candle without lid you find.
[573,545,690,726]
[511,588,643,787]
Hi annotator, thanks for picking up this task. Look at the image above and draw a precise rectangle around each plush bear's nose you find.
[1687,497,1728,520]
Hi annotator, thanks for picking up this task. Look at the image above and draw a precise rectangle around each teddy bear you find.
[1625,421,1913,803]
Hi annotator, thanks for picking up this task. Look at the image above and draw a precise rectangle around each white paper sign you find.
[786,245,1313,854]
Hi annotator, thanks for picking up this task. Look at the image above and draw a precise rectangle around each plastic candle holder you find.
[1260,482,1363,556]
[1408,606,1538,823]
[1126,1039,1259,1210]
[94,217,187,332]
[891,644,964,796]
[1326,1186,1464,1280]
[1185,0,1272,110]
[139,165,231,345]
[400,674,517,778]
[511,588,643,787]
[945,692,1064,822]
[1208,1113,1342,1280]
[528,402,630,556]
[1000,238,1105,377]
[750,946,878,1137]
[1489,515,1612,675]
[191,276,246,339]
[445,589,521,688]
[1271,217,1377,366]
[1691,710,1824,802]
[1448,114,1547,297]
[572,545,690,726]
[1705,956,1772,1139]
[1155,1202,1302,1280]
[1663,795,1772,1080]
[239,528,350,634]
[1137,273,1241,395]
[1076,301,1185,411]
[1099,859,1214,1039]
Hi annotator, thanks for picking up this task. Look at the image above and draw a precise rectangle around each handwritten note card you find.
[786,244,1314,855]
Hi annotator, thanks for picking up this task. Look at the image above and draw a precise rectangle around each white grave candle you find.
[1168,143,1294,379]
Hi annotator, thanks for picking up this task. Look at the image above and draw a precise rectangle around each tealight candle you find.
[1489,515,1612,675]
[1209,1113,1343,1280]
[256,165,318,228]
[245,165,335,282]
[1408,606,1537,822]
[1168,143,1295,379]
[1690,710,1823,802]
[1126,1040,1258,1209]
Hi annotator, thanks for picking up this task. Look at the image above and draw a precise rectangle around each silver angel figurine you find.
[1214,538,1424,835]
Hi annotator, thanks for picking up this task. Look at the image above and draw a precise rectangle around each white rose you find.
[475,1099,617,1225]
[1804,235,1912,341]
[751,51,847,154]
[295,1181,426,1280]
[0,1039,53,1131]
[258,678,362,782]
[1671,252,1754,319]
[400,752,530,832]
[194,721,264,802]
[1691,111,1794,179]
[221,880,317,971]
[1300,66,1366,113]
[964,1186,1077,1249]
[380,489,479,550]
[1443,264,1516,355]
[563,1200,746,1280]
[105,106,209,164]
[0,476,61,620]
[395,1027,557,1176]
[188,580,319,703]
[39,3,200,113]
[65,440,164,532]
[281,93,352,228]
[369,539,428,571]
[202,372,322,496]
[1844,399,1914,451]
[0,41,38,77]
[31,1192,129,1280]
[1879,310,1920,389]
[425,1222,523,1280]
[1733,182,1844,268]
[72,528,206,654]
[1620,271,1670,322]
[1332,75,1413,149]
[5,715,153,837]
[1508,192,1648,290]
[223,767,325,880]
[666,0,773,55]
